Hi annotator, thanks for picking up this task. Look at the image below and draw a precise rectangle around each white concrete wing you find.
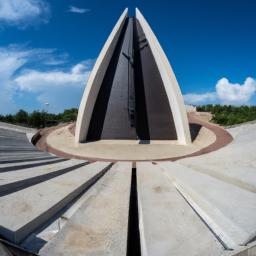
[135,8,191,144]
[75,9,128,143]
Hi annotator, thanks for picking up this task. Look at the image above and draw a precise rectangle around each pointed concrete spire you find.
[75,8,191,145]
[75,9,128,143]
[135,8,191,145]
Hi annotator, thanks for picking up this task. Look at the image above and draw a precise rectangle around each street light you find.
[43,102,49,128]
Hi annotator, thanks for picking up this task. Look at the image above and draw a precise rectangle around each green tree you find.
[15,109,29,124]
[28,111,43,128]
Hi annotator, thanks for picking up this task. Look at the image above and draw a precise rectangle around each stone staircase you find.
[0,124,256,256]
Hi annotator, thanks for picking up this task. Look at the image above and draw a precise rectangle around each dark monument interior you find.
[86,17,177,141]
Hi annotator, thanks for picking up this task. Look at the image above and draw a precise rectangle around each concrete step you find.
[0,149,40,153]
[178,159,256,193]
[0,159,84,186]
[0,156,57,164]
[0,159,88,196]
[0,123,36,133]
[0,151,50,156]
[0,157,66,169]
[0,140,34,144]
[0,147,38,151]
[158,161,256,248]
[0,137,30,143]
[0,144,37,148]
[0,153,52,162]
[0,158,67,173]
[0,161,111,243]
[136,162,223,256]
[0,131,24,137]
[40,162,132,256]
[0,152,50,159]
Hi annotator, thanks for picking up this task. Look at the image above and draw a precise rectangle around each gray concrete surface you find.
[177,123,256,193]
[0,122,36,134]
[136,162,224,256]
[1,120,256,256]
[0,159,83,185]
[158,161,256,249]
[40,162,132,256]
[0,161,110,243]
[229,241,256,256]
[0,157,66,170]
[0,127,53,162]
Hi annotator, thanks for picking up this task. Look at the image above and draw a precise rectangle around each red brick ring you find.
[35,113,233,163]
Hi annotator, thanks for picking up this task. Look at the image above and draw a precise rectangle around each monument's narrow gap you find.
[134,19,178,140]
[86,18,130,141]
[127,167,141,256]
[133,18,150,140]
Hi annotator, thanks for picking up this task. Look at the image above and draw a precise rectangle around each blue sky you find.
[0,0,256,114]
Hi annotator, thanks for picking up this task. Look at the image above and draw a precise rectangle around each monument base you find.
[35,113,233,161]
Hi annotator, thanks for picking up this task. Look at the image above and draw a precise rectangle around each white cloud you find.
[0,0,50,28]
[15,61,92,112]
[183,92,217,105]
[15,62,90,92]
[216,77,256,104]
[68,6,90,14]
[0,47,27,113]
[184,77,256,105]
[0,45,92,114]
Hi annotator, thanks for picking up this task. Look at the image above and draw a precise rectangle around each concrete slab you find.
[0,153,51,161]
[0,159,84,186]
[0,156,57,164]
[0,126,52,164]
[40,162,132,256]
[0,158,67,173]
[0,152,50,159]
[136,162,223,256]
[0,160,87,196]
[0,161,111,243]
[0,158,67,169]
[0,122,36,134]
[178,122,256,193]
[158,161,256,248]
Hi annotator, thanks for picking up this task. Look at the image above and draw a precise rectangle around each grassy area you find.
[197,105,256,126]
[0,108,78,129]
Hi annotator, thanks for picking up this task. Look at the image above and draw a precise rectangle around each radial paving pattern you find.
[0,122,256,255]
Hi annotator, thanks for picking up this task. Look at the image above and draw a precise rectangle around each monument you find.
[39,8,223,161]
[3,7,254,256]
[75,8,191,145]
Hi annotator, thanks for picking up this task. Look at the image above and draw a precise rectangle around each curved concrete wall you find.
[75,9,128,143]
[135,8,191,145]
[76,8,191,145]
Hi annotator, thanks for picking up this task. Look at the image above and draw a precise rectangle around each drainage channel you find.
[127,167,141,256]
